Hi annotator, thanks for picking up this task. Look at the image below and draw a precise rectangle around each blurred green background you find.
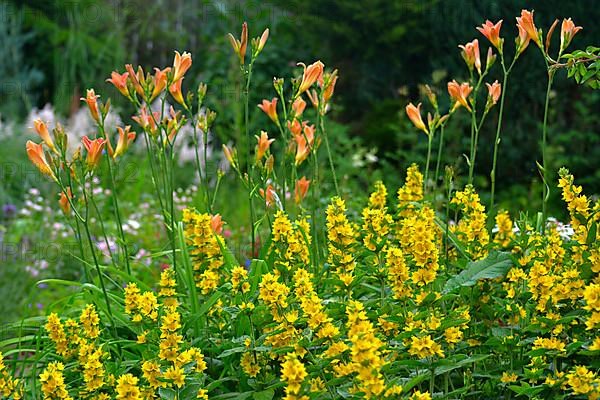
[1,0,599,215]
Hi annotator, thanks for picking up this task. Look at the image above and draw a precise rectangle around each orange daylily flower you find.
[33,119,58,153]
[26,140,56,179]
[259,184,276,207]
[169,78,186,106]
[516,23,531,54]
[258,98,278,123]
[125,64,146,97]
[291,97,306,118]
[132,106,159,135]
[296,61,324,97]
[447,80,473,112]
[516,10,541,48]
[82,136,106,170]
[81,89,101,123]
[255,131,275,162]
[294,124,315,165]
[477,20,503,50]
[560,18,582,51]
[151,67,171,102]
[210,214,224,234]
[459,39,482,74]
[287,119,303,137]
[106,71,130,97]
[172,51,192,83]
[295,176,310,204]
[405,102,428,134]
[59,188,72,214]
[486,80,502,106]
[228,22,248,65]
[113,126,136,159]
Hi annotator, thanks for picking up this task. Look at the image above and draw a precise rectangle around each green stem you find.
[490,68,509,214]
[541,70,555,232]
[425,133,433,191]
[322,117,339,196]
[434,124,445,184]
[245,62,257,257]
[81,178,114,320]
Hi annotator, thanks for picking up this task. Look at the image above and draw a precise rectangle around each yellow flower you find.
[501,372,518,383]
[115,373,142,400]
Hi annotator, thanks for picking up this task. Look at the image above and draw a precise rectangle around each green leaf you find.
[253,389,275,400]
[443,251,512,293]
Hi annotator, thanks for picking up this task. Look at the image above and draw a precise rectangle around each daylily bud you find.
[258,98,278,123]
[477,20,504,52]
[59,188,72,214]
[53,123,68,153]
[125,64,145,98]
[106,71,130,97]
[197,82,208,106]
[255,130,275,162]
[172,51,192,82]
[273,77,284,94]
[82,136,106,170]
[405,102,428,134]
[257,28,269,53]
[294,176,310,204]
[560,18,582,51]
[423,84,438,109]
[33,119,58,153]
[223,145,238,169]
[545,19,559,55]
[81,89,101,123]
[486,47,496,70]
[265,154,274,173]
[228,22,248,65]
[26,140,56,180]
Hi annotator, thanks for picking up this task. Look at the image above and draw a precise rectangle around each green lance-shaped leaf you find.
[443,251,513,293]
